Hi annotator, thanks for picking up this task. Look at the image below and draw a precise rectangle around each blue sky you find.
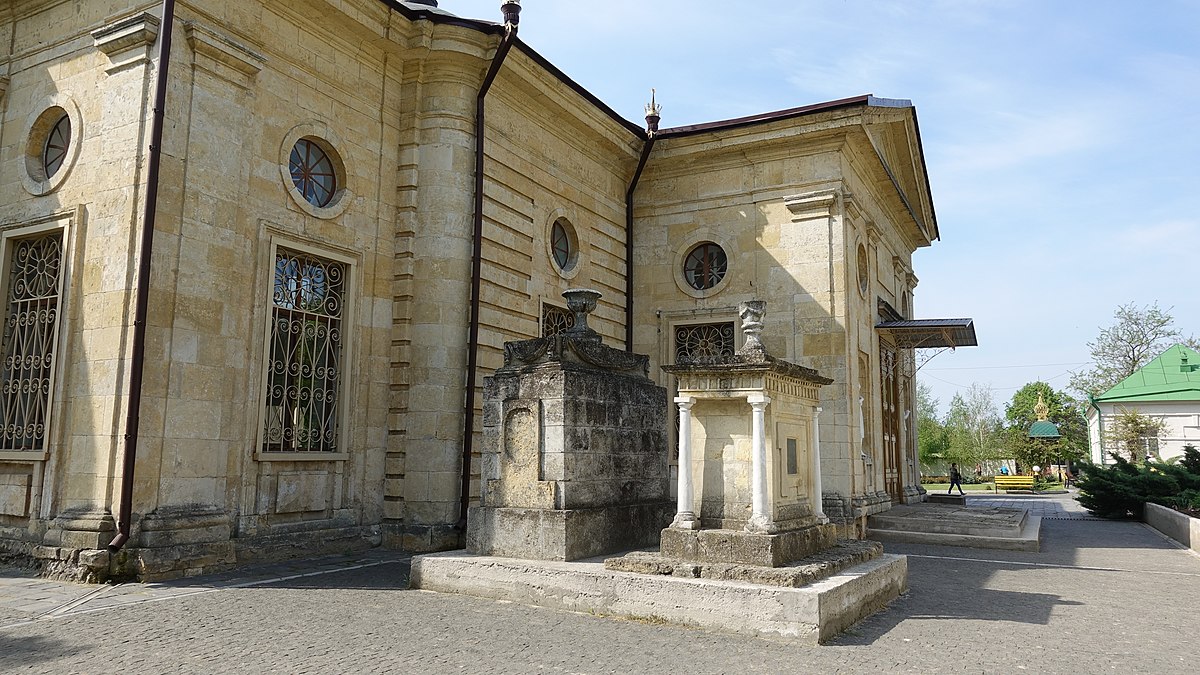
[445,0,1200,414]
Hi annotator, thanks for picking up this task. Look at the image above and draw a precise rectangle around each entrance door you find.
[880,343,903,503]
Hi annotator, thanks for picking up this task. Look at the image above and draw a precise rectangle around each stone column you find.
[671,396,700,529]
[812,406,828,523]
[746,394,772,533]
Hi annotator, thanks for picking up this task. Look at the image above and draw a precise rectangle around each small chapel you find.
[0,0,974,580]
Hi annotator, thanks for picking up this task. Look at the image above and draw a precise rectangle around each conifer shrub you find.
[1076,446,1200,519]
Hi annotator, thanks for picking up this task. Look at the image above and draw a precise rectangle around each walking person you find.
[948,462,965,495]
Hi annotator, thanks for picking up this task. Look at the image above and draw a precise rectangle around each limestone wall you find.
[634,105,931,527]
[0,0,163,552]
[438,48,641,538]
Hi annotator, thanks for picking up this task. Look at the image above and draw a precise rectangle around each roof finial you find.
[645,88,661,136]
[1034,392,1050,421]
[501,0,521,29]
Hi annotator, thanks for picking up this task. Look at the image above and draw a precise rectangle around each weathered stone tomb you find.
[466,289,672,560]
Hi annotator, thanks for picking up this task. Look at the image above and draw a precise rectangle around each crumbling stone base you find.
[467,502,672,561]
[659,524,837,567]
[604,539,882,588]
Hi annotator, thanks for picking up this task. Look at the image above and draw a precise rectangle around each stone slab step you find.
[868,514,1041,552]
[868,503,1029,537]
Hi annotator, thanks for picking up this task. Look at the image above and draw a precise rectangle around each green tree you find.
[1104,408,1167,462]
[1069,302,1197,397]
[915,381,949,466]
[943,383,1003,467]
[1002,382,1089,471]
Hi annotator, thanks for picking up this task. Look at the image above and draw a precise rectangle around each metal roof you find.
[1028,420,1062,439]
[875,318,977,349]
[1094,344,1200,403]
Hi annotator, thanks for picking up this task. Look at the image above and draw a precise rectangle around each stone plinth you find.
[410,550,908,644]
[659,523,837,568]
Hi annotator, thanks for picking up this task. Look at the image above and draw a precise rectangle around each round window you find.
[289,138,337,208]
[24,102,82,195]
[683,242,727,290]
[550,218,577,272]
[42,114,71,179]
[856,243,869,296]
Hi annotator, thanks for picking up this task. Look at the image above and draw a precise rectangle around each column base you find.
[670,512,701,530]
[744,514,778,534]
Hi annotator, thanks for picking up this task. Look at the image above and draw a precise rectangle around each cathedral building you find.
[0,0,972,580]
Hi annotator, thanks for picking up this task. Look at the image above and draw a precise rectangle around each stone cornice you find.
[91,11,160,74]
[92,11,160,55]
[784,188,840,223]
[662,356,832,387]
[185,21,266,87]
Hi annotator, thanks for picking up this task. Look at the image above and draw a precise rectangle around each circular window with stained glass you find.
[289,138,338,208]
[683,242,728,290]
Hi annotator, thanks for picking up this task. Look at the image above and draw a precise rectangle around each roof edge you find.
[657,95,876,138]
[377,1,647,140]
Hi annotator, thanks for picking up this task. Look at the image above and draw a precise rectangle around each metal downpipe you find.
[623,137,655,351]
[459,10,519,532]
[108,0,177,552]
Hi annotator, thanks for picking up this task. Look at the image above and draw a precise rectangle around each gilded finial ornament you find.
[645,88,661,135]
[1034,392,1049,421]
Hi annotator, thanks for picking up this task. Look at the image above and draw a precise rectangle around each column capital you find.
[747,393,770,407]
[674,395,696,407]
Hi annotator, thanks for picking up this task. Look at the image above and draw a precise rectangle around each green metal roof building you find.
[1086,344,1200,463]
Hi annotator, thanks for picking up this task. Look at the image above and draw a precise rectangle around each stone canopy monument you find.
[657,300,838,566]
[465,289,672,560]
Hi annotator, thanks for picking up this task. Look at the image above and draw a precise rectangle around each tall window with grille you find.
[263,249,347,453]
[1,230,65,451]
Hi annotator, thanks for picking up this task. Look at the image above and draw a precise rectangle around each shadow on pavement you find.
[833,556,1085,646]
[0,633,89,665]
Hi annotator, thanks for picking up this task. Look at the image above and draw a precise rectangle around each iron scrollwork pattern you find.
[541,303,575,338]
[1,232,64,451]
[263,250,346,452]
[674,322,735,365]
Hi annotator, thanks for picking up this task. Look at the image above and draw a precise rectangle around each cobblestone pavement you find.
[2,495,1197,674]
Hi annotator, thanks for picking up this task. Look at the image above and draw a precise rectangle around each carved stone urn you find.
[562,288,602,340]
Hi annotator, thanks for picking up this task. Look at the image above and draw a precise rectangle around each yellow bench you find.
[993,475,1035,492]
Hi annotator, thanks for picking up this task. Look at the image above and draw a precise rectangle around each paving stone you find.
[0,496,1197,673]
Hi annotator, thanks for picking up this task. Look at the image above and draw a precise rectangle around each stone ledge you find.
[1145,502,1199,554]
[409,550,907,644]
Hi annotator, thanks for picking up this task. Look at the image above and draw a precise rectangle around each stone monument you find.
[414,300,906,644]
[607,301,886,584]
[465,289,672,560]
